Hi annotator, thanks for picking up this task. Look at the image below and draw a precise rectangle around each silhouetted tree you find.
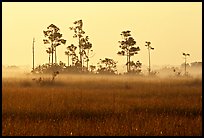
[70,20,93,71]
[80,36,93,70]
[65,50,71,67]
[182,52,190,76]
[43,24,66,65]
[46,47,52,65]
[67,44,78,66]
[89,65,96,73]
[59,61,66,68]
[117,30,140,73]
[97,58,117,74]
[181,62,190,76]
[128,60,142,74]
[145,41,154,75]
[69,20,85,68]
[85,49,94,71]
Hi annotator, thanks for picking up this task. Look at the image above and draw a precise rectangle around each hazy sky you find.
[2,2,202,72]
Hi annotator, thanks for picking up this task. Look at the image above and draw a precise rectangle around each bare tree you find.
[182,52,190,76]
[145,41,154,75]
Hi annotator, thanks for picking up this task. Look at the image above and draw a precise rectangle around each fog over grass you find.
[2,65,202,136]
[2,78,202,136]
[2,64,202,79]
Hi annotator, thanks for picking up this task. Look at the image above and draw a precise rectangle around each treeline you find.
[31,19,198,76]
[32,19,145,75]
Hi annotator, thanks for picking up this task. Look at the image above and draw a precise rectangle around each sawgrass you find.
[2,74,202,136]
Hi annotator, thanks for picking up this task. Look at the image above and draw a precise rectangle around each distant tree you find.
[67,44,78,66]
[85,49,94,71]
[69,20,93,71]
[59,61,66,68]
[46,47,52,65]
[65,50,71,67]
[33,65,43,74]
[128,60,142,74]
[69,20,85,68]
[43,24,66,65]
[182,52,190,76]
[80,36,93,70]
[145,41,154,75]
[97,58,117,74]
[89,65,96,73]
[117,30,140,73]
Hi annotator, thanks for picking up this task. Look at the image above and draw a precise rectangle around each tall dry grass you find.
[2,74,202,136]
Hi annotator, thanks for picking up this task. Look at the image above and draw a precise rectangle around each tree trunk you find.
[55,47,57,64]
[32,38,35,71]
[87,59,89,71]
[127,54,129,72]
[82,56,83,68]
[87,49,89,71]
[79,38,82,69]
[128,53,131,72]
[49,54,50,65]
[148,48,151,75]
[68,55,69,66]
[184,56,186,76]
[51,45,53,65]
[72,55,74,66]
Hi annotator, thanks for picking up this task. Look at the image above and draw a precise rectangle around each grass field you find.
[2,74,202,136]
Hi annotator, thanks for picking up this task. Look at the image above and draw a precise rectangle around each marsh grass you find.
[2,75,202,136]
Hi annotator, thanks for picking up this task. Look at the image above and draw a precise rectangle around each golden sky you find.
[2,2,202,71]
